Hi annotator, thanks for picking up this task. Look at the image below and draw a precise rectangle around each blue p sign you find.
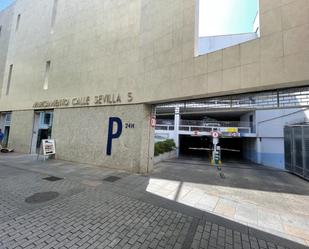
[106,117,123,155]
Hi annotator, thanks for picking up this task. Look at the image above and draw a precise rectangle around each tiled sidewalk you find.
[150,159,309,246]
[0,154,307,249]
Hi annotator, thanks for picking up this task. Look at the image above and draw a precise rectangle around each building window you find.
[4,113,12,125]
[43,61,51,90]
[6,64,13,96]
[51,0,58,33]
[43,113,52,126]
[16,14,21,31]
[40,112,53,128]
[197,0,259,55]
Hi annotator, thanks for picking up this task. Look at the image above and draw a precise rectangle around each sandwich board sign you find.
[42,139,56,156]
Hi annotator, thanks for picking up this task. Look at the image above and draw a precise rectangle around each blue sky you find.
[199,0,258,37]
[0,0,15,11]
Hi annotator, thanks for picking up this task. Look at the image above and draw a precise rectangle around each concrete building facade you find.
[1,0,309,174]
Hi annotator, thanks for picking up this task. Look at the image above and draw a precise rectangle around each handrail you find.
[180,120,252,127]
[156,119,253,128]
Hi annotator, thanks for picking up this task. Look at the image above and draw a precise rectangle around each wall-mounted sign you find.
[219,127,238,133]
[106,118,135,156]
[42,139,56,156]
[221,132,241,138]
[227,127,238,133]
[231,132,240,137]
[33,92,133,109]
[150,117,156,127]
[106,117,123,156]
[192,130,200,136]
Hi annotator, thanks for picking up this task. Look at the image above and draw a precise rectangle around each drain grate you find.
[25,192,59,204]
[43,176,63,182]
[103,176,121,182]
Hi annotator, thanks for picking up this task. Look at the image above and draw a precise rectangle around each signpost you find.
[213,136,219,143]
[211,132,221,168]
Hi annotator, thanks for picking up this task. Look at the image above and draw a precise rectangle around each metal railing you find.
[155,119,254,134]
[156,119,174,125]
[178,125,252,134]
[155,125,175,131]
[180,120,252,128]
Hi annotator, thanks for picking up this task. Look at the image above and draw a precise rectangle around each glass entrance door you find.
[2,126,10,147]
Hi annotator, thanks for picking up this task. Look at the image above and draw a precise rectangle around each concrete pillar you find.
[9,110,34,153]
[174,106,180,157]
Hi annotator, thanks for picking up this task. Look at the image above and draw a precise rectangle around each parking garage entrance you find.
[154,86,309,171]
[180,135,243,160]
[156,110,252,163]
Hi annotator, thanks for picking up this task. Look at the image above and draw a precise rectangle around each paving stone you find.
[0,159,301,249]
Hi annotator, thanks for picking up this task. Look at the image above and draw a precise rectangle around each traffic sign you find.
[212,131,219,138]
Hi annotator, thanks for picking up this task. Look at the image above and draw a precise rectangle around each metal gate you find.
[284,125,309,180]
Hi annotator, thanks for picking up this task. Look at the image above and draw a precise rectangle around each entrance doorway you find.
[0,112,12,148]
[3,126,10,148]
[31,111,54,154]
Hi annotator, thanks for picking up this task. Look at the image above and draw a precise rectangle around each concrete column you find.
[138,105,155,174]
[174,106,180,157]
[9,110,34,153]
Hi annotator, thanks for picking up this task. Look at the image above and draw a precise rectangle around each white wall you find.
[256,108,309,137]
[259,138,284,169]
[247,108,309,169]
[199,33,258,55]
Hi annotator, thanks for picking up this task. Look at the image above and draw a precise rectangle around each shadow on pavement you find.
[152,157,309,196]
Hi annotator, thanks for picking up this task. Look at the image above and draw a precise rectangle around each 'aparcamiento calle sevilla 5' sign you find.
[33,92,133,108]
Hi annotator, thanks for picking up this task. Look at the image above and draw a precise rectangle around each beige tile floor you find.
[149,159,309,246]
